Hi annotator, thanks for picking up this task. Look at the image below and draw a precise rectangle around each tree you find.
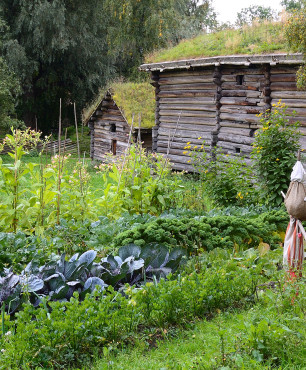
[284,3,306,89]
[0,17,22,131]
[0,0,216,129]
[105,0,216,79]
[281,0,303,12]
[0,0,113,131]
[236,5,276,27]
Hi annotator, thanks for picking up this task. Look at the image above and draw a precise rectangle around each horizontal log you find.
[160,122,215,132]
[159,109,215,118]
[158,139,209,150]
[159,83,215,91]
[220,112,260,123]
[159,116,216,125]
[220,97,261,106]
[220,105,262,115]
[159,104,216,112]
[219,126,255,137]
[156,151,198,165]
[158,128,211,140]
[159,97,216,104]
[270,67,299,74]
[221,90,261,98]
[160,70,213,78]
[218,133,254,145]
[216,141,253,154]
[106,108,122,115]
[157,135,210,146]
[159,76,214,85]
[221,75,265,83]
[98,115,128,123]
[221,67,264,75]
[220,120,258,129]
[221,82,260,91]
[270,90,306,99]
[271,98,306,108]
[270,82,297,91]
[158,90,216,98]
[270,73,297,82]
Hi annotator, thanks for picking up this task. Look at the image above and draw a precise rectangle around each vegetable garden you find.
[0,108,305,369]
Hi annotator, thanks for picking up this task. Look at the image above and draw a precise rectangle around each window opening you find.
[111,140,117,155]
[236,75,244,85]
[110,123,116,132]
[235,147,241,154]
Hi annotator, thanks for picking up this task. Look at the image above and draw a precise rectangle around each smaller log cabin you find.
[86,90,152,161]
[140,53,305,171]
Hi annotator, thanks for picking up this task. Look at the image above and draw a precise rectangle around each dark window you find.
[111,140,117,155]
[110,123,116,132]
[235,147,241,154]
[236,75,244,85]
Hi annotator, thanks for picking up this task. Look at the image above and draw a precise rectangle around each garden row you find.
[1,246,295,369]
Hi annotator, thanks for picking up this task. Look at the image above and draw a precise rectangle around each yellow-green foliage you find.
[112,82,155,128]
[147,21,287,63]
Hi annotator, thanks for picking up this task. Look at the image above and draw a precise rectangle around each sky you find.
[213,0,284,24]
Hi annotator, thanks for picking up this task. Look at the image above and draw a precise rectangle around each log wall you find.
[153,63,305,170]
[88,92,153,161]
[154,68,217,171]
[270,65,306,149]
[89,93,130,161]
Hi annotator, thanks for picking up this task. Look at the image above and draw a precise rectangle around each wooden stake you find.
[74,102,81,161]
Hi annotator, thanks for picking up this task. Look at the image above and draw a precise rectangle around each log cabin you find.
[86,89,152,161]
[140,53,305,171]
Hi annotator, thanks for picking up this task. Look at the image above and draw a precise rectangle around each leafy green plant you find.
[0,244,185,313]
[101,244,185,287]
[0,128,42,231]
[188,141,257,207]
[114,210,287,254]
[251,101,301,206]
[96,144,177,216]
[0,248,266,368]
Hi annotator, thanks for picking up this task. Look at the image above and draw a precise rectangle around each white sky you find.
[213,0,284,24]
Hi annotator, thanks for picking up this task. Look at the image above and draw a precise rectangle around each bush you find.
[188,142,257,207]
[251,102,301,206]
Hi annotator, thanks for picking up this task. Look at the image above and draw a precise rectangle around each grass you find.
[93,295,306,370]
[146,21,288,63]
[82,81,155,128]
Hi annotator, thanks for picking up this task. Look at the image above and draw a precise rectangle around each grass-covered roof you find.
[83,81,155,129]
[146,21,287,63]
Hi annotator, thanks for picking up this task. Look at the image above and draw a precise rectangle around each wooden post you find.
[74,102,81,161]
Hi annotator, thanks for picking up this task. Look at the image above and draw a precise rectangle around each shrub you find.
[188,142,257,207]
[251,102,301,206]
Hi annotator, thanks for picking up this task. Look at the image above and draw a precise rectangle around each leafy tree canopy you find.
[281,0,304,11]
[0,17,23,131]
[0,0,216,131]
[0,0,113,131]
[236,5,277,27]
[105,0,216,79]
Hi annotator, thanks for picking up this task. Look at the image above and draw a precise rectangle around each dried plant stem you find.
[117,115,134,193]
[158,111,181,181]
[74,102,81,161]
[56,98,62,225]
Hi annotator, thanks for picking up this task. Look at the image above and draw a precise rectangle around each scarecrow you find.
[284,159,306,278]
